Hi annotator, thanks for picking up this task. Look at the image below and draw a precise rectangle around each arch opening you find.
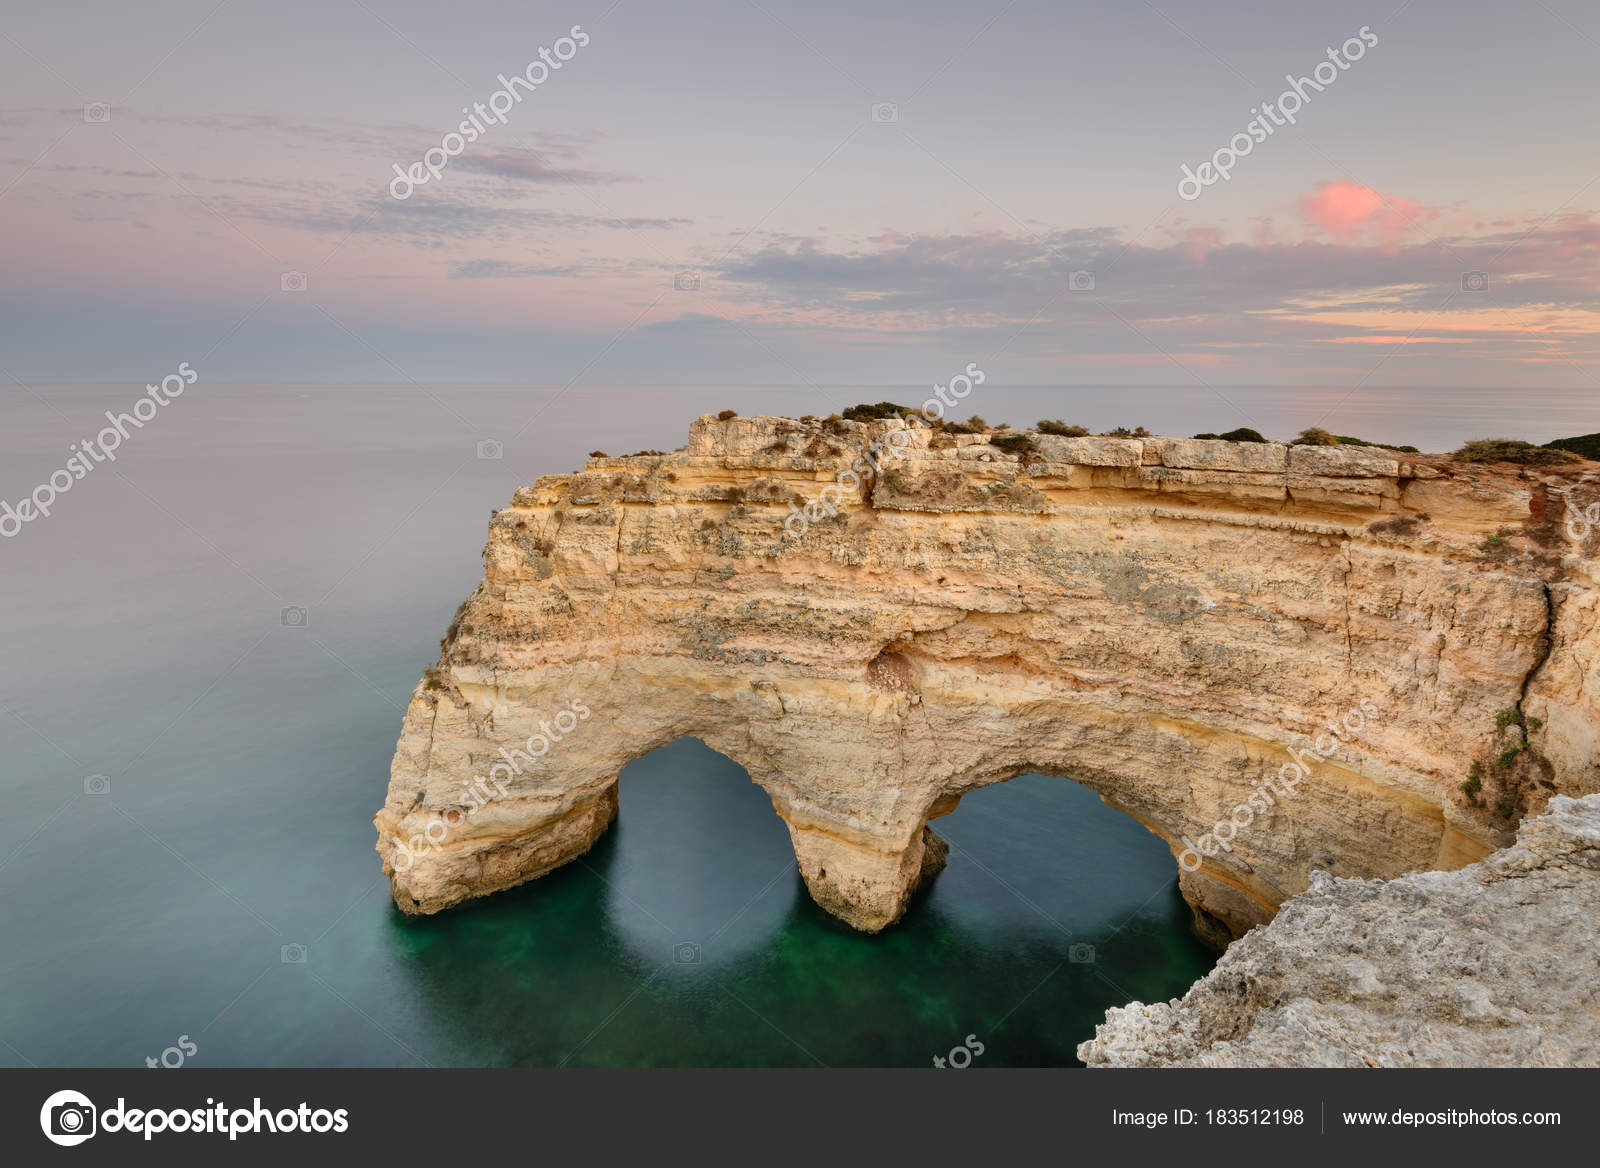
[602,736,796,970]
[918,765,1234,948]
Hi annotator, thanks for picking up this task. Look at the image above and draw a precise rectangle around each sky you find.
[2,0,1599,387]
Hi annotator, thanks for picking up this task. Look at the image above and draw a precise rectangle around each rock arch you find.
[375,414,1600,940]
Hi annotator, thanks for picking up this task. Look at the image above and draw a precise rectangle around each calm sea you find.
[4,381,1591,1066]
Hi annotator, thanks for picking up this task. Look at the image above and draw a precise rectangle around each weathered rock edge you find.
[1079,793,1600,1067]
[375,413,1600,939]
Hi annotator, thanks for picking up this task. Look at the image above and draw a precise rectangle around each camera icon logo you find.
[1068,943,1096,963]
[1069,270,1096,292]
[674,271,700,292]
[83,103,111,124]
[40,1089,97,1146]
[280,606,307,628]
[84,774,111,796]
[281,943,307,964]
[280,271,308,293]
[477,439,503,460]
[870,102,899,123]
[672,941,701,964]
[1461,270,1489,292]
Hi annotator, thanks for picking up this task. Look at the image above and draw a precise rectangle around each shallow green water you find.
[1,384,1216,1068]
[380,739,1217,1067]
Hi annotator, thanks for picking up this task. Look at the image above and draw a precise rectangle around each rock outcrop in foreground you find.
[375,413,1599,942]
[1079,794,1600,1067]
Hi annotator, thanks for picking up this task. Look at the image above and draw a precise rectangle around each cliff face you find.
[1078,793,1600,1067]
[375,413,1600,942]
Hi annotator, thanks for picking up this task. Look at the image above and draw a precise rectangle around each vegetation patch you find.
[1465,708,1550,821]
[989,432,1039,457]
[1454,438,1581,466]
[941,414,990,434]
[1292,427,1418,452]
[842,401,923,423]
[1475,527,1519,559]
[1544,432,1600,460]
[1330,434,1418,452]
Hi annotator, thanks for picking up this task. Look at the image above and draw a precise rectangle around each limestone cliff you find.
[1078,793,1600,1067]
[375,412,1600,944]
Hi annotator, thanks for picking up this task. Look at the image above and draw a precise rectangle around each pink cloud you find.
[1299,180,1437,251]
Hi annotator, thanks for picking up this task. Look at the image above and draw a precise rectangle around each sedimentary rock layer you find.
[375,413,1600,939]
[1078,793,1600,1067]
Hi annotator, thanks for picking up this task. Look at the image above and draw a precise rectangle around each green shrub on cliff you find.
[990,432,1038,456]
[1332,434,1419,452]
[941,415,990,434]
[1545,433,1600,460]
[842,401,921,422]
[1291,427,1418,452]
[1454,438,1580,466]
[1037,419,1090,437]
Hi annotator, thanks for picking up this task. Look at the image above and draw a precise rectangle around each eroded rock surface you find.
[1078,794,1600,1067]
[375,413,1600,938]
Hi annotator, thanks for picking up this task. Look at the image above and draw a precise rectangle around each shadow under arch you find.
[922,768,1203,939]
[599,736,801,970]
[925,762,1236,947]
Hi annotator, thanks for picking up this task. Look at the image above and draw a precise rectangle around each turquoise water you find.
[1,721,1213,1067]
[0,382,1294,1067]
[384,742,1216,1067]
